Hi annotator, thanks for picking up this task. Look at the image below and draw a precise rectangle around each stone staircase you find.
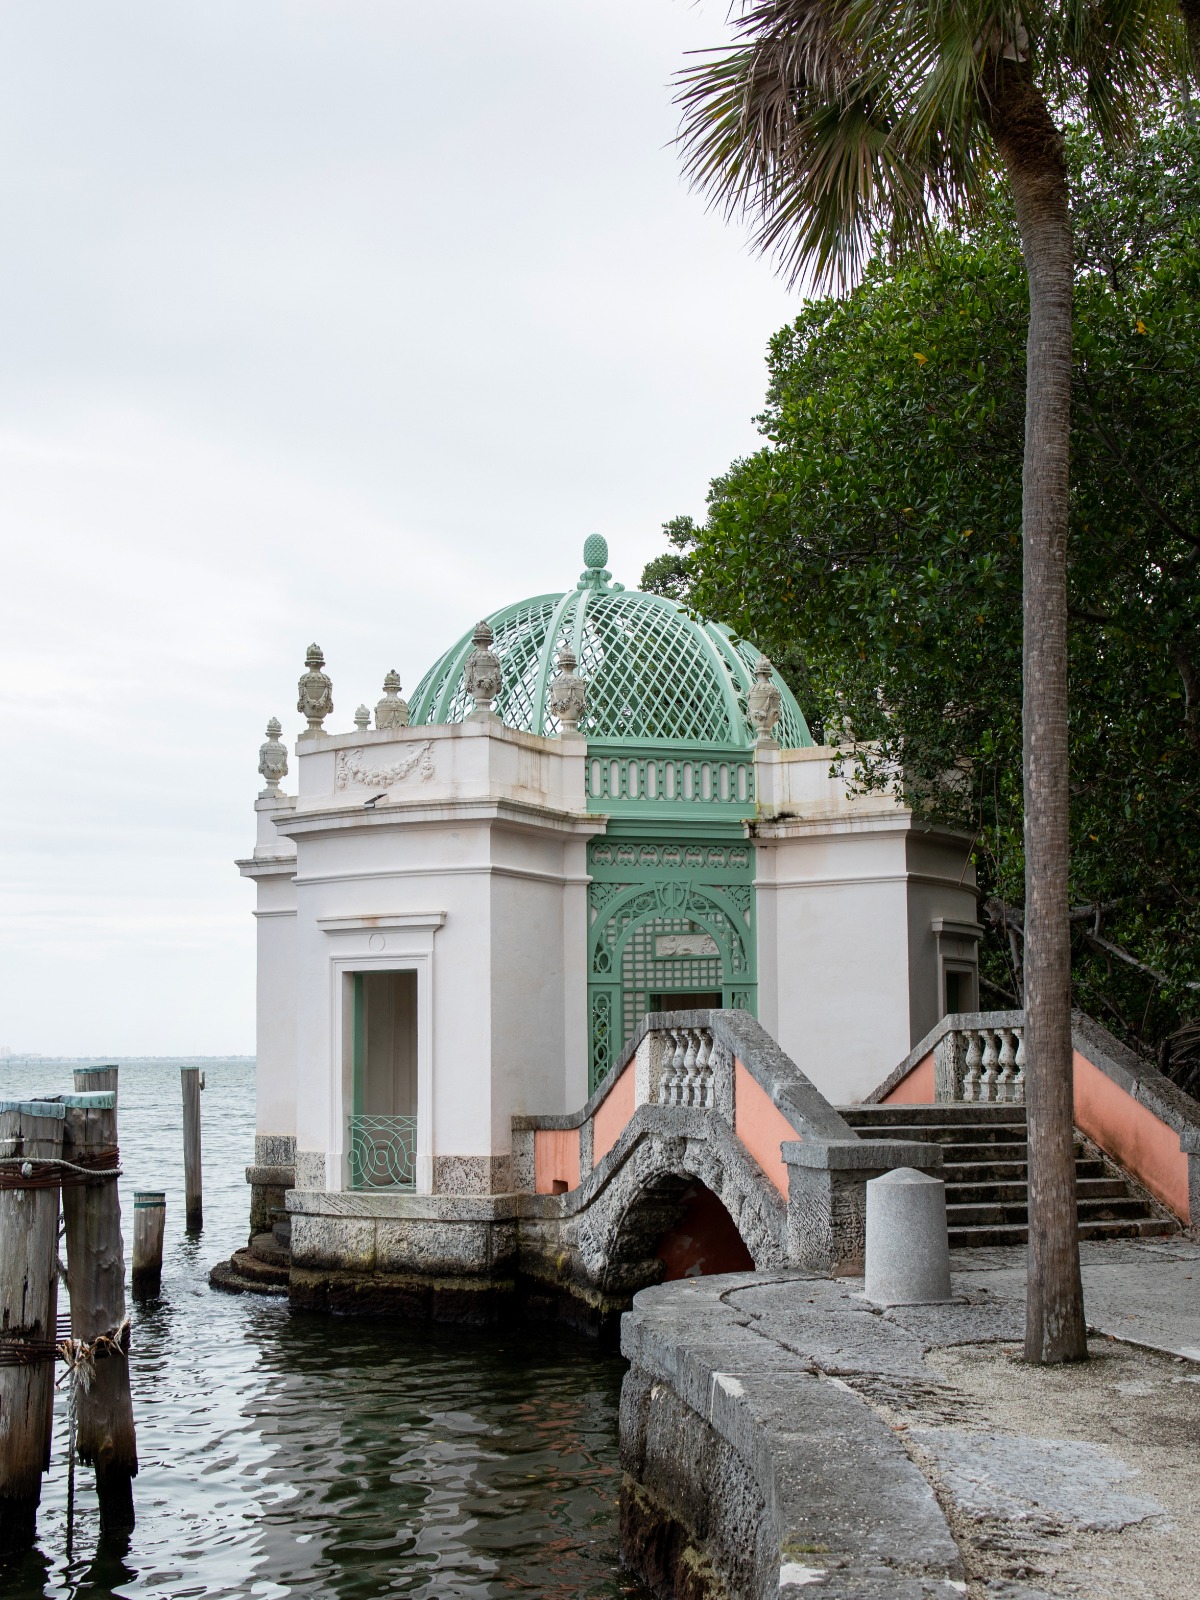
[839,1103,1178,1248]
[209,1216,291,1295]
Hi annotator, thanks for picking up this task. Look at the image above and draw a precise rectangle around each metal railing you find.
[347,1114,417,1189]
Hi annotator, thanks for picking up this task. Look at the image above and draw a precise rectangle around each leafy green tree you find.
[672,2,1198,1354]
[650,116,1200,1055]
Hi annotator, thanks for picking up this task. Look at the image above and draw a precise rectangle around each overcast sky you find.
[0,1,802,1056]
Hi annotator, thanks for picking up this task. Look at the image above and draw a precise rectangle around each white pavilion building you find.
[236,537,981,1254]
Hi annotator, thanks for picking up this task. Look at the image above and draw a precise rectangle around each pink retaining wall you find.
[593,1062,637,1166]
[874,1030,1190,1225]
[882,1052,935,1105]
[534,1127,580,1195]
[733,1059,799,1197]
[1073,1050,1190,1223]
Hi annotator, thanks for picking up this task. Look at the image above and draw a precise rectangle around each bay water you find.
[0,1060,651,1600]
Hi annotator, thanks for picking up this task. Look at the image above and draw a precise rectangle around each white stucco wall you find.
[253,719,597,1192]
[752,746,978,1105]
[239,796,298,1143]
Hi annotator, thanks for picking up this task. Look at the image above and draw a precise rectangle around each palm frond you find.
[673,0,1186,290]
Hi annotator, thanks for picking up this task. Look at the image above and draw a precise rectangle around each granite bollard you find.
[864,1166,954,1306]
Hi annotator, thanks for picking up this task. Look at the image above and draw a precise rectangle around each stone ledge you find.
[620,1273,964,1599]
[782,1138,943,1172]
[286,1187,522,1222]
[245,1165,296,1188]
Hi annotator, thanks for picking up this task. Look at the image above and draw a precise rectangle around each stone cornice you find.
[275,795,603,842]
[236,854,298,881]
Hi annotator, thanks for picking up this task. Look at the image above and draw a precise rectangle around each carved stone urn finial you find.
[297,642,333,738]
[353,704,370,732]
[258,716,288,797]
[375,668,410,730]
[463,621,503,720]
[548,645,586,738]
[747,655,782,746]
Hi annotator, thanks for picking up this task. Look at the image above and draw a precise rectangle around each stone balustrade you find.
[952,1022,1026,1104]
[656,1024,716,1109]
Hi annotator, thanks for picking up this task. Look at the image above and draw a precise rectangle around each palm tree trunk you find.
[986,64,1087,1364]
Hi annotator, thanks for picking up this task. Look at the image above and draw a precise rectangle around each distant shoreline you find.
[0,1055,255,1066]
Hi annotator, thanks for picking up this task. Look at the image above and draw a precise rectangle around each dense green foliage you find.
[647,114,1200,1077]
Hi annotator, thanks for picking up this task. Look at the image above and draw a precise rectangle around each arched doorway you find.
[586,838,756,1090]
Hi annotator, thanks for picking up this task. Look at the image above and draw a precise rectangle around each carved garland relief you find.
[335,739,435,791]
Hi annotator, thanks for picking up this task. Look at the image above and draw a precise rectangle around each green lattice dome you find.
[407,538,812,748]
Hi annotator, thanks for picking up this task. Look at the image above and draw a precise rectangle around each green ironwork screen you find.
[587,835,756,1090]
[348,1114,417,1189]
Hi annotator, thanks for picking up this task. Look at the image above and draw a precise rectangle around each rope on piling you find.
[56,1319,131,1389]
[0,1148,122,1189]
[56,1319,132,1545]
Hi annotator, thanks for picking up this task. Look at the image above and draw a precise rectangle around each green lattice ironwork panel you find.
[586,834,756,1091]
[347,1114,416,1190]
[406,539,813,757]
[584,742,756,819]
[408,595,563,731]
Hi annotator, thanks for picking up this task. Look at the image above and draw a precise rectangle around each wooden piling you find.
[63,1075,138,1535]
[181,1067,203,1231]
[132,1192,166,1295]
[0,1099,65,1555]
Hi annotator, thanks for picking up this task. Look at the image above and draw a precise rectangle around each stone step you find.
[209,1246,290,1295]
[248,1230,291,1269]
[948,1194,1157,1228]
[862,1122,1030,1147]
[939,1140,1031,1165]
[841,1103,1028,1127]
[948,1216,1177,1249]
[944,1176,1129,1207]
[941,1157,1110,1184]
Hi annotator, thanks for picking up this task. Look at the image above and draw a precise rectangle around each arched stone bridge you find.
[510,1011,939,1321]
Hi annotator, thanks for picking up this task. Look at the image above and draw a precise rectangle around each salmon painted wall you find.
[1073,1051,1190,1222]
[733,1059,800,1196]
[876,1034,1190,1224]
[534,1126,580,1194]
[592,1062,637,1165]
[882,1052,935,1104]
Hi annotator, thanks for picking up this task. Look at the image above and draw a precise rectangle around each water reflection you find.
[0,1061,648,1600]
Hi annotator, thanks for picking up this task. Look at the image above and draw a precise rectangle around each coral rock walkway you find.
[621,1238,1199,1599]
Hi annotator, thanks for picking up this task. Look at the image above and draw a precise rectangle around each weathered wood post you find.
[0,1099,65,1554]
[181,1067,203,1231]
[132,1192,166,1295]
[64,1068,138,1534]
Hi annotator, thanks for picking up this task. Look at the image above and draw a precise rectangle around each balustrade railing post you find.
[695,1028,713,1108]
[682,1029,699,1106]
[962,1030,983,1102]
[995,1028,1017,1103]
[979,1028,999,1103]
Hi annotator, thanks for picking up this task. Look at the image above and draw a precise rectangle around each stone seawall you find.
[619,1273,966,1600]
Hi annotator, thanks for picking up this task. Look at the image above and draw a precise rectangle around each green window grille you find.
[348,1114,417,1189]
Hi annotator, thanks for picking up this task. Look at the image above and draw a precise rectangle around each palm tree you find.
[676,1,1189,1363]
